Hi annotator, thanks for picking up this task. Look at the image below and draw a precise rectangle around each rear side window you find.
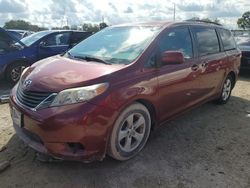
[159,27,193,59]
[219,29,236,51]
[193,27,220,56]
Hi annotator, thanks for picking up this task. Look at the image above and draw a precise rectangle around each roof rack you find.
[185,19,222,26]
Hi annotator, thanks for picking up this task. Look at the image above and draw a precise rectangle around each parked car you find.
[10,21,241,162]
[0,28,92,84]
[7,29,34,40]
[236,36,250,70]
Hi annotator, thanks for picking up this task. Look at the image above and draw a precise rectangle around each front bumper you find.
[9,87,117,162]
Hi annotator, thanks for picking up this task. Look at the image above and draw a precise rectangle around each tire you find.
[215,74,233,104]
[108,102,151,161]
[5,62,28,85]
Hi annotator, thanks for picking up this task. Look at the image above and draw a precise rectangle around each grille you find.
[16,85,55,109]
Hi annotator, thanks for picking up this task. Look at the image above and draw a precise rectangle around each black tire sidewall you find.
[6,62,28,84]
[108,103,151,160]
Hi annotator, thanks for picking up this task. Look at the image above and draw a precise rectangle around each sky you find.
[0,0,249,29]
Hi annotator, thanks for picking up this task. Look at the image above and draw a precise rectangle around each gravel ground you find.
[0,72,250,188]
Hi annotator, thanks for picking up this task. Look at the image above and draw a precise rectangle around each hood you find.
[21,55,125,92]
[0,27,26,47]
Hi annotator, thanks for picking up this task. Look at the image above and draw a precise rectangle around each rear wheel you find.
[215,75,233,104]
[108,103,151,161]
[5,62,28,84]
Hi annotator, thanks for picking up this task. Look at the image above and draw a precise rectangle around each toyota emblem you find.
[23,79,32,88]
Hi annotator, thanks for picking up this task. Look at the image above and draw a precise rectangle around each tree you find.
[237,11,250,29]
[99,22,108,29]
[62,26,70,30]
[4,20,47,31]
[82,23,100,33]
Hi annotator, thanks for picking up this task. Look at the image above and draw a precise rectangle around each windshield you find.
[21,31,52,46]
[67,26,161,65]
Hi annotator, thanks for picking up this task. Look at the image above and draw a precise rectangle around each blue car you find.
[0,28,92,84]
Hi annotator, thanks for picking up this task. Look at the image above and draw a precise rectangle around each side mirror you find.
[161,51,185,66]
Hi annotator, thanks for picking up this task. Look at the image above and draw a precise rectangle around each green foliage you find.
[237,11,250,29]
[52,26,70,30]
[82,23,100,33]
[3,20,109,33]
[4,20,47,31]
[99,22,108,29]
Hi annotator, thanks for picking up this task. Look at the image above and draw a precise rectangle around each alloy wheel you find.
[222,78,232,101]
[118,113,146,153]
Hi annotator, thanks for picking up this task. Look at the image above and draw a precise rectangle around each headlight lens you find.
[21,67,29,76]
[50,83,109,107]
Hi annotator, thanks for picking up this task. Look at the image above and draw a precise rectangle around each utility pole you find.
[173,3,176,21]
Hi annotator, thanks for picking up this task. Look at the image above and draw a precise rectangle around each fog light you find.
[67,143,85,153]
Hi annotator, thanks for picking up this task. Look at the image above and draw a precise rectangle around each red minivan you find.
[10,21,241,161]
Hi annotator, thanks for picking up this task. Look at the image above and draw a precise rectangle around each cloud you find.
[0,0,249,29]
[178,3,204,12]
[0,0,27,13]
[108,2,118,12]
[124,7,133,13]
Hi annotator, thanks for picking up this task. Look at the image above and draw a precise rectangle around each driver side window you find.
[159,27,193,59]
[42,33,70,47]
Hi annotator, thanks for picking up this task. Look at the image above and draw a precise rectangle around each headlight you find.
[50,83,109,107]
[21,67,29,77]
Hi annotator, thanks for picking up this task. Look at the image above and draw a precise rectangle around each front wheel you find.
[108,103,151,161]
[215,75,233,104]
[5,62,28,84]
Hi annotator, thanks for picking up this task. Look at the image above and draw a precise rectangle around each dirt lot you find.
[0,72,250,188]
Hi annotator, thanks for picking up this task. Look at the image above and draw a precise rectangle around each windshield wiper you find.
[65,52,111,65]
[80,56,111,65]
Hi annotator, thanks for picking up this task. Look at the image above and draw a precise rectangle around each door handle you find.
[191,64,199,71]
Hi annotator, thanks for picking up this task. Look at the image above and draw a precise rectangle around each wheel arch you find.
[228,71,236,88]
[135,99,158,130]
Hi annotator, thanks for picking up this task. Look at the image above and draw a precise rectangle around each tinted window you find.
[193,27,220,56]
[43,32,70,46]
[70,32,92,46]
[159,27,193,59]
[219,29,236,51]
